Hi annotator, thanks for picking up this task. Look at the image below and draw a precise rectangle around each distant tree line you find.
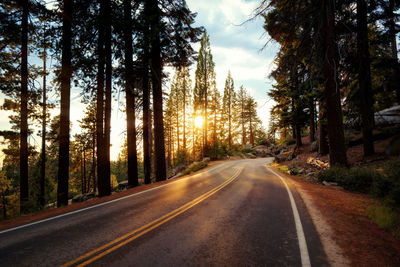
[165,33,265,167]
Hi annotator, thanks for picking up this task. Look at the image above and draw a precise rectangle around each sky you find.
[0,0,278,165]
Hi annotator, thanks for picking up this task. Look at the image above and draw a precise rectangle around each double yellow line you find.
[62,167,243,267]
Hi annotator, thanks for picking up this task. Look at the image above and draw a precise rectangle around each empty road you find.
[0,158,328,266]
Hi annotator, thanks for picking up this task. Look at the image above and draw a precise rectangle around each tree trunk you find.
[40,40,47,207]
[20,0,29,213]
[96,0,106,196]
[357,0,375,156]
[83,149,86,193]
[143,1,151,184]
[183,88,186,150]
[150,0,166,181]
[241,101,245,146]
[90,130,96,192]
[321,0,347,166]
[176,109,180,151]
[228,98,231,150]
[124,0,138,187]
[101,0,112,196]
[57,0,72,207]
[309,98,315,143]
[318,102,329,155]
[2,192,7,219]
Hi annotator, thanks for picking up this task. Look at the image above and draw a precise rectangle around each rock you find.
[71,192,95,203]
[306,172,314,178]
[174,163,188,174]
[287,153,296,161]
[202,157,210,163]
[311,141,319,152]
[385,135,400,155]
[244,144,252,149]
[118,180,129,191]
[322,181,338,186]
[72,194,83,203]
[170,172,182,179]
[307,157,329,169]
[299,169,306,175]
[274,154,286,163]
[246,153,256,159]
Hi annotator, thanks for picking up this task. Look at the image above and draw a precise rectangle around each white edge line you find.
[0,162,233,235]
[265,165,311,267]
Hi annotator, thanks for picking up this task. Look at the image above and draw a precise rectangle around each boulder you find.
[299,169,306,175]
[306,172,314,178]
[244,144,253,149]
[71,192,95,203]
[174,163,188,174]
[118,180,129,191]
[246,153,257,159]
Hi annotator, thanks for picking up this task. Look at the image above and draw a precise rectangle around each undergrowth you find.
[181,161,208,175]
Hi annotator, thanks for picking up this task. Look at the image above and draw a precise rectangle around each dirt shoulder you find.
[270,165,400,266]
[0,159,228,232]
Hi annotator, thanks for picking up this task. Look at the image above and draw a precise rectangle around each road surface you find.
[0,158,328,266]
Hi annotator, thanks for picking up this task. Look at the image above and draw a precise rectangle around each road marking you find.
[265,165,311,267]
[0,162,234,235]
[61,167,243,267]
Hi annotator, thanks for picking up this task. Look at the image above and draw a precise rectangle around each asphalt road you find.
[0,158,329,266]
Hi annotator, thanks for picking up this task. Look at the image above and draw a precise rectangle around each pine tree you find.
[222,71,235,150]
[193,31,216,157]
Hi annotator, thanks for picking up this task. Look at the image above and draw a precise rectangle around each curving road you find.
[0,158,328,266]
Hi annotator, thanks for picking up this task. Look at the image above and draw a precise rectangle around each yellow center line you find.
[61,167,243,267]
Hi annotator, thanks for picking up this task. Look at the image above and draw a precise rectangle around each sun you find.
[194,115,204,129]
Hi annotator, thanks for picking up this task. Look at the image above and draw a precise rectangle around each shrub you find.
[241,148,256,154]
[339,167,376,192]
[372,159,400,206]
[174,149,189,166]
[181,161,208,175]
[318,166,376,192]
[317,166,348,183]
[368,204,399,231]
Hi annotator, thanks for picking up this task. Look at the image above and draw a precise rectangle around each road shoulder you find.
[270,165,400,266]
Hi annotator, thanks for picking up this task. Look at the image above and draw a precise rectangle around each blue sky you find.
[0,0,278,164]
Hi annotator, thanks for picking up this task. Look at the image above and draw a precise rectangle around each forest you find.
[0,0,266,219]
[263,0,400,163]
